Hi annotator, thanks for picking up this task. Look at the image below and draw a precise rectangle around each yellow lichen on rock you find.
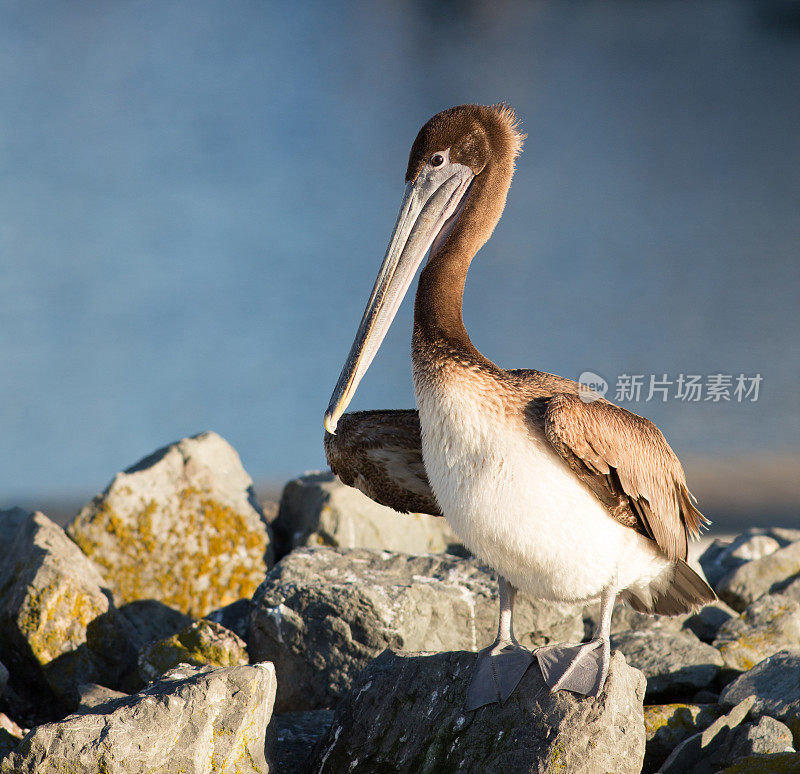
[18,576,108,664]
[138,619,248,683]
[0,511,113,703]
[67,433,274,617]
[713,595,800,673]
[643,702,722,769]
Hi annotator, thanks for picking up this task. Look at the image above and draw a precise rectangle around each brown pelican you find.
[324,104,715,709]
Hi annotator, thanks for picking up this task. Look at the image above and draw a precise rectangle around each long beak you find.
[324,164,474,434]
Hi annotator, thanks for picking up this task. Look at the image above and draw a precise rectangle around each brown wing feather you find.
[541,393,708,561]
[324,410,441,517]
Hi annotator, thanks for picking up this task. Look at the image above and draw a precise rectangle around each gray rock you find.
[116,599,193,647]
[660,698,795,773]
[719,752,800,772]
[1,662,276,774]
[68,432,274,617]
[259,499,279,525]
[692,690,720,703]
[720,649,800,730]
[205,598,251,641]
[683,600,737,642]
[0,511,113,708]
[643,702,722,773]
[83,599,194,694]
[780,575,800,603]
[0,508,29,560]
[769,528,800,544]
[0,712,26,739]
[700,717,796,772]
[0,683,37,732]
[659,696,755,772]
[0,662,7,700]
[728,535,784,562]
[308,649,645,774]
[138,619,248,683]
[0,713,26,762]
[699,537,753,589]
[76,683,128,710]
[597,601,690,637]
[249,547,584,711]
[272,471,461,557]
[717,540,800,611]
[700,528,800,589]
[0,731,19,764]
[725,715,795,755]
[267,710,334,773]
[610,629,723,699]
[714,593,800,672]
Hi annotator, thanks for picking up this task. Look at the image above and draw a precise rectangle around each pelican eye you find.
[430,153,445,167]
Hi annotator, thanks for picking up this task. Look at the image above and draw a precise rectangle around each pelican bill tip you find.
[323,411,338,436]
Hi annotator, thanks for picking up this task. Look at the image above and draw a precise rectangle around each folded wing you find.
[541,393,709,562]
[324,409,441,517]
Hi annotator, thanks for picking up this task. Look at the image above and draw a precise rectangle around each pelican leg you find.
[536,585,615,697]
[465,577,534,711]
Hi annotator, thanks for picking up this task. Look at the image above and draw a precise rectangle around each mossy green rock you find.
[68,432,274,617]
[138,619,248,682]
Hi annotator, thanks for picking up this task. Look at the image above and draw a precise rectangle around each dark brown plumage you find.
[324,409,440,517]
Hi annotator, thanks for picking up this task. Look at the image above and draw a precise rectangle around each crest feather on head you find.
[488,102,526,161]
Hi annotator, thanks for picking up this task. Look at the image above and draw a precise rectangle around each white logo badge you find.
[578,371,608,403]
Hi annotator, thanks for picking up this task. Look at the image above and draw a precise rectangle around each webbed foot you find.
[465,641,535,711]
[535,638,610,696]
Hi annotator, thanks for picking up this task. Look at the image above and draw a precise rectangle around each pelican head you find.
[324,104,525,434]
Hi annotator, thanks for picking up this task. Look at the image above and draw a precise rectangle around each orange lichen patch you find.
[69,487,271,617]
[16,575,108,665]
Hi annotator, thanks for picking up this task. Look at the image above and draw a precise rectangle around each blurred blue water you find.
[1,0,799,501]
